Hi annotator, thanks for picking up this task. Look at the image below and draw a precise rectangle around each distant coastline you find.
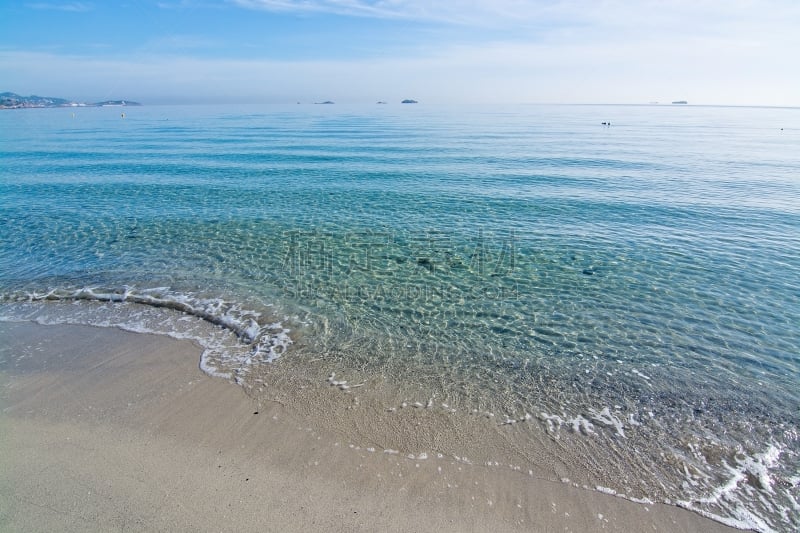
[1,92,142,109]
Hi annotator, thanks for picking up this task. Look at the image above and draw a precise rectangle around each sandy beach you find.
[0,321,739,532]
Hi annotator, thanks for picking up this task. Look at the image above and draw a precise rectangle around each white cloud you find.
[4,1,799,106]
[228,0,589,26]
[25,2,93,11]
[140,35,222,52]
[228,0,800,34]
[2,37,798,106]
[229,0,457,22]
[227,0,800,74]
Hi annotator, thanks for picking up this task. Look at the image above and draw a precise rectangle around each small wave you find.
[3,286,797,533]
[677,444,789,533]
[0,285,293,381]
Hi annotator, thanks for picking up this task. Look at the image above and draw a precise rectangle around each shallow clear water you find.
[2,104,799,531]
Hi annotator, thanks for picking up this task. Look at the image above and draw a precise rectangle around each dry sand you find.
[0,321,739,532]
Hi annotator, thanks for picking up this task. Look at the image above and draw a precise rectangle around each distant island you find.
[315,101,335,105]
[1,92,141,109]
[671,100,688,105]
[401,99,418,104]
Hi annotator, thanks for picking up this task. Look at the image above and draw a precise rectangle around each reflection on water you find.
[1,104,798,531]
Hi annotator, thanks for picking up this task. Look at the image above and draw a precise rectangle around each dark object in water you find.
[417,257,435,272]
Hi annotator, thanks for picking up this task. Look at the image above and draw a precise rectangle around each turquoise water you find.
[1,104,799,531]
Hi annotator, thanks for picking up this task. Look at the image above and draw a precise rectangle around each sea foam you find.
[0,286,293,381]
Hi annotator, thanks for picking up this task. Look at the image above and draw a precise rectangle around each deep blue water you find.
[1,104,798,531]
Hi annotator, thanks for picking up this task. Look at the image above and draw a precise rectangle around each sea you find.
[1,103,798,532]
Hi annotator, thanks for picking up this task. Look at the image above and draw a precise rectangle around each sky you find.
[1,0,798,106]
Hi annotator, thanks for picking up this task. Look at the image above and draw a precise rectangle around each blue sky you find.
[1,1,798,105]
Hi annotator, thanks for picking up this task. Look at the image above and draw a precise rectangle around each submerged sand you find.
[0,322,737,532]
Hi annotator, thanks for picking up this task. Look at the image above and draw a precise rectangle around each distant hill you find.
[1,92,142,109]
[1,92,71,108]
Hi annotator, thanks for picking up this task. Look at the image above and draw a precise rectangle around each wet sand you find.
[0,321,738,532]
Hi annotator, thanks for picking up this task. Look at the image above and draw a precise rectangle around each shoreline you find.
[0,321,738,532]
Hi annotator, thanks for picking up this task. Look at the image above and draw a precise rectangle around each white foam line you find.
[594,485,654,505]
[20,286,285,347]
[588,407,626,438]
[199,352,233,380]
[5,285,294,380]
[676,501,778,533]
